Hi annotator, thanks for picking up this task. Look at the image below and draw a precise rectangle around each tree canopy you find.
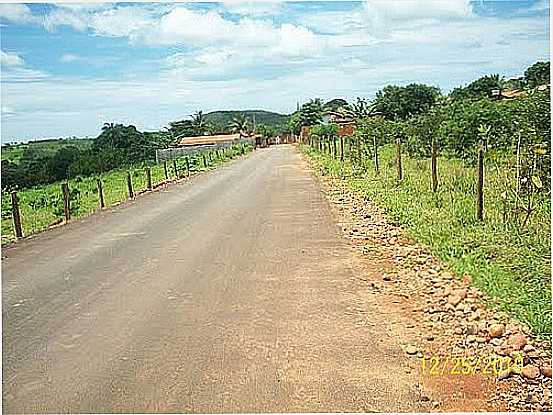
[524,61,550,88]
[374,83,440,120]
[449,74,504,101]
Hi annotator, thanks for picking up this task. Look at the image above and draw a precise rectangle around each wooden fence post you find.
[185,157,191,177]
[10,191,23,238]
[373,137,379,174]
[97,178,105,208]
[126,172,134,199]
[163,161,168,180]
[339,136,344,162]
[61,182,71,221]
[332,136,337,158]
[173,159,179,179]
[146,167,152,190]
[396,137,402,181]
[431,137,438,192]
[202,154,207,168]
[476,140,484,221]
[356,135,362,164]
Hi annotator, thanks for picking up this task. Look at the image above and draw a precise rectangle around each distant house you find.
[177,133,243,147]
[491,84,549,101]
[322,110,356,137]
[498,89,526,100]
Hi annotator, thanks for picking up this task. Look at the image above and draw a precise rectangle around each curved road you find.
[2,145,422,413]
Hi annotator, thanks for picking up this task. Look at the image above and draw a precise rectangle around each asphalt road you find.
[2,145,422,413]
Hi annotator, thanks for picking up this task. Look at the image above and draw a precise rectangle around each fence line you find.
[307,134,489,221]
[2,143,252,244]
[155,138,253,163]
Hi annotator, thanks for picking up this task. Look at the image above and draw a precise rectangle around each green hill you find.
[205,110,290,132]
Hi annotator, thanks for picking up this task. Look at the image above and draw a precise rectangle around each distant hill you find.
[204,110,291,131]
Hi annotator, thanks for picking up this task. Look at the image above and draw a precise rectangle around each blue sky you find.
[0,1,550,142]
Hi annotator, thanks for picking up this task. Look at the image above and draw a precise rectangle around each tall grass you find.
[303,144,551,337]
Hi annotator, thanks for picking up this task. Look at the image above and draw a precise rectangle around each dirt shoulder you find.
[301,148,552,412]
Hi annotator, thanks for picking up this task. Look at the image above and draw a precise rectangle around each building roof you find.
[177,133,242,147]
[500,89,526,99]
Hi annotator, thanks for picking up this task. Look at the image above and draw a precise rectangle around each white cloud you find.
[222,0,284,16]
[274,23,323,57]
[60,53,80,63]
[55,3,113,12]
[89,6,159,38]
[0,3,40,25]
[44,8,88,32]
[1,50,49,83]
[0,1,549,142]
[1,50,24,67]
[364,0,473,23]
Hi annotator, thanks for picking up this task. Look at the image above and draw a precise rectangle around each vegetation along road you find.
[2,144,550,412]
[2,145,430,412]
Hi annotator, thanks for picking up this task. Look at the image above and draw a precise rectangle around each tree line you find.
[300,61,550,228]
[1,112,269,191]
[2,61,548,192]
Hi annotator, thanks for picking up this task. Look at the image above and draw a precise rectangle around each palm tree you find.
[229,113,250,138]
[191,110,209,135]
[101,122,118,148]
[343,97,380,122]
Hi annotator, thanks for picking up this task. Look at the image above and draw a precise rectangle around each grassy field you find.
[1,143,252,244]
[1,138,94,163]
[302,143,551,338]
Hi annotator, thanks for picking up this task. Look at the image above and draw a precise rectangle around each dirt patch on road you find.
[301,150,552,412]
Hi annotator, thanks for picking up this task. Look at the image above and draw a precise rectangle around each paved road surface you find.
[2,145,422,413]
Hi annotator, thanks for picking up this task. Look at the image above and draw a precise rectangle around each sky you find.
[0,1,550,143]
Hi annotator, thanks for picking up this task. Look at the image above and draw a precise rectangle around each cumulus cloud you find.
[89,6,159,38]
[0,3,40,25]
[44,8,88,32]
[0,1,549,142]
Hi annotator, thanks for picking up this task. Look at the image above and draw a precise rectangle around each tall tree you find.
[374,83,440,120]
[299,98,324,126]
[524,61,550,88]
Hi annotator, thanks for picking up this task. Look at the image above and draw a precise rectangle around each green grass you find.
[1,143,252,244]
[302,143,551,338]
[1,138,94,163]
